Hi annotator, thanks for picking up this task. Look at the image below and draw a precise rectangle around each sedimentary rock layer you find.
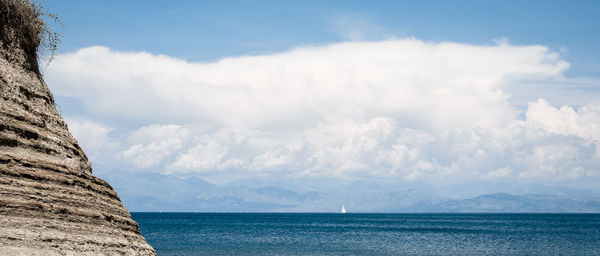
[0,1,155,255]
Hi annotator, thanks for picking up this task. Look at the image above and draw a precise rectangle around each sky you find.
[40,1,600,210]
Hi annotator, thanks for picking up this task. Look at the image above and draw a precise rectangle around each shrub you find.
[0,0,61,70]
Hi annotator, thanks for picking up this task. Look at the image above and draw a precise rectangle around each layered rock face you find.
[0,1,155,255]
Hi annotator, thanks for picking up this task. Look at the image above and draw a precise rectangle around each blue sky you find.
[42,1,600,211]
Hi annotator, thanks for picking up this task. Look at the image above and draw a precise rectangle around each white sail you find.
[341,205,347,213]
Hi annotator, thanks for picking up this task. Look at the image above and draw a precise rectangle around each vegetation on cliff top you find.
[0,0,61,69]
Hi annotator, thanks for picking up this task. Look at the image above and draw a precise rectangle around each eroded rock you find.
[0,1,156,255]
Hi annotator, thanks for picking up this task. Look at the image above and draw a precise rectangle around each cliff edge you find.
[0,1,156,255]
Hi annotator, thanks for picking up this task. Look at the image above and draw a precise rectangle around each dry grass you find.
[0,0,61,71]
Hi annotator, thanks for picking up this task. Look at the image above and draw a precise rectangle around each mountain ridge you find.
[103,171,600,213]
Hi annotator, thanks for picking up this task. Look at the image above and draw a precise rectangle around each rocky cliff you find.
[0,1,156,255]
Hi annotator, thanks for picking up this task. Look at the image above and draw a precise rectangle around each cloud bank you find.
[46,39,599,187]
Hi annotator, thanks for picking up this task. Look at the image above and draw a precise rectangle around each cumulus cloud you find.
[47,39,568,130]
[65,118,116,164]
[45,39,600,185]
[121,125,190,168]
[526,99,600,140]
[482,167,513,180]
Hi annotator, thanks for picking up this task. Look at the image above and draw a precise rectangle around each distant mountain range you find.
[102,171,600,213]
[430,193,600,213]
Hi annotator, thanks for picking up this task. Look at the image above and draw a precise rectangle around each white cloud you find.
[49,39,600,185]
[121,125,190,168]
[482,167,513,180]
[47,39,568,131]
[169,130,249,173]
[526,98,600,140]
[518,144,587,180]
[65,118,116,164]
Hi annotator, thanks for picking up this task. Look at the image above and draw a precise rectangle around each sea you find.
[131,213,600,256]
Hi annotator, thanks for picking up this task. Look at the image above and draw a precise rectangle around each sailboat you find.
[340,205,347,214]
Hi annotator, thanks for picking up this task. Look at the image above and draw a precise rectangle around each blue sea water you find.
[131,213,600,256]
